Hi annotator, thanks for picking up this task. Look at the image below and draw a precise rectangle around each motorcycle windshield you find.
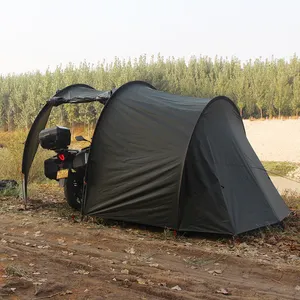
[21,102,54,200]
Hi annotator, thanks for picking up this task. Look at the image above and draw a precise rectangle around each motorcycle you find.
[38,126,90,210]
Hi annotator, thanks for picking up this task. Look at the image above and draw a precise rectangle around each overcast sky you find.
[0,0,299,75]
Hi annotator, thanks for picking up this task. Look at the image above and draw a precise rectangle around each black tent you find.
[22,81,290,235]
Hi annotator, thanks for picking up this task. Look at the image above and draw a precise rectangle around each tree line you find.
[1,54,300,131]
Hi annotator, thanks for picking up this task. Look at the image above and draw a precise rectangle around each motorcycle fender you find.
[58,178,66,187]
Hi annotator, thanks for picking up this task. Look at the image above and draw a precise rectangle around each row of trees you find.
[1,54,300,131]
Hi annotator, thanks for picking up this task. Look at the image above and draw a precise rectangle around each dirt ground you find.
[0,186,300,300]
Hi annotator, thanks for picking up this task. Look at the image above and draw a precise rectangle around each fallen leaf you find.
[171,285,182,291]
[124,247,135,254]
[121,269,129,274]
[216,288,230,295]
[34,231,44,237]
[208,269,223,275]
[74,269,89,275]
[137,278,146,285]
[57,239,67,246]
[295,285,300,291]
[149,263,159,268]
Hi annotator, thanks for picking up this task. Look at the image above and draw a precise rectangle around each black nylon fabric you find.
[179,99,290,234]
[21,102,53,200]
[53,84,110,104]
[83,81,290,234]
[83,82,209,228]
[54,84,96,99]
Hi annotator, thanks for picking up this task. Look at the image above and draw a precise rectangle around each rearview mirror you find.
[75,135,90,143]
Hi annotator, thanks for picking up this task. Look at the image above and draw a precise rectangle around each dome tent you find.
[21,80,290,236]
[83,81,290,235]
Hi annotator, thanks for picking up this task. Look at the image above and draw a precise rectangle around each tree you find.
[1,54,300,130]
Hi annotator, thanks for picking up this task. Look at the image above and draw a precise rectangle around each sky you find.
[0,0,299,75]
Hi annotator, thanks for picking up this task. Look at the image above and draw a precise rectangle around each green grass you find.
[262,161,298,177]
[0,185,21,197]
[5,265,27,277]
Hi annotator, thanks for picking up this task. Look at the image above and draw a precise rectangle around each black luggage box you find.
[44,157,60,180]
[39,126,71,151]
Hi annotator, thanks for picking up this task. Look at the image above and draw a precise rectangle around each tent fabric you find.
[22,102,53,200]
[178,98,290,234]
[52,84,111,105]
[83,81,290,235]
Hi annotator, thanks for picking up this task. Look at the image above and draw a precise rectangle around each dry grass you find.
[282,189,300,210]
[0,131,50,183]
[5,265,27,278]
[0,127,93,184]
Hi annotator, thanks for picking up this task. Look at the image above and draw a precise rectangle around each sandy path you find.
[270,176,300,193]
[244,119,300,163]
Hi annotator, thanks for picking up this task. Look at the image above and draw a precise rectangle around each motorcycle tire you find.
[63,171,83,210]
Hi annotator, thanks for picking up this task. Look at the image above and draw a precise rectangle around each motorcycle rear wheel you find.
[63,170,83,210]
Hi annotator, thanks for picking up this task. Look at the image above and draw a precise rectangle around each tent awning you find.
[21,84,112,201]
